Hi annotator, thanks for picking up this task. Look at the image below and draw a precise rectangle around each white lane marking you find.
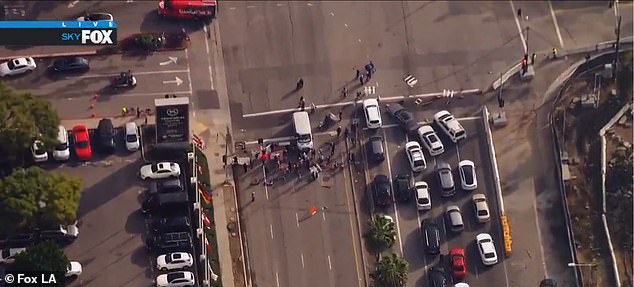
[307,2,313,6]
[184,48,194,107]
[295,213,299,227]
[162,76,184,86]
[456,144,461,161]
[262,164,270,199]
[342,148,366,287]
[229,7,236,10]
[110,91,192,98]
[67,0,79,8]
[270,224,274,239]
[509,1,528,53]
[247,5,256,9]
[301,253,305,269]
[322,208,326,221]
[276,271,280,287]
[242,89,481,118]
[533,191,549,278]
[547,0,565,48]
[276,3,285,6]
[66,69,190,79]
[203,25,215,90]
[159,56,178,66]
[382,129,404,255]
[327,255,332,270]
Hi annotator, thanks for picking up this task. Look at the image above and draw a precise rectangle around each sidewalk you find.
[193,117,245,287]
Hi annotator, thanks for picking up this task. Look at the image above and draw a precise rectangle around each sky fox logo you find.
[60,29,114,45]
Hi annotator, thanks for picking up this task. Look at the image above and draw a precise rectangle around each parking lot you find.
[358,112,508,287]
[0,51,193,120]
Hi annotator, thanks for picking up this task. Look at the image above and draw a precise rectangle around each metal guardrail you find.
[481,106,512,256]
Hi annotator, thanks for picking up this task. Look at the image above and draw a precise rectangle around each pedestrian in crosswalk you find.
[355,69,360,79]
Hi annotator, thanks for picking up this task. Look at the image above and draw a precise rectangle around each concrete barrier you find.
[481,106,511,256]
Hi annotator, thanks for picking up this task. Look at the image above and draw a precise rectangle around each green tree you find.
[0,167,81,234]
[0,82,60,168]
[11,241,69,275]
[371,253,409,287]
[364,215,397,253]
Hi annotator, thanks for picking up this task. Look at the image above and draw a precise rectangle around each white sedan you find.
[32,140,49,163]
[476,233,498,266]
[458,160,477,191]
[0,57,36,77]
[414,181,431,211]
[66,261,82,278]
[140,162,181,180]
[362,98,382,129]
[472,193,491,223]
[405,141,426,172]
[157,252,194,271]
[156,271,195,287]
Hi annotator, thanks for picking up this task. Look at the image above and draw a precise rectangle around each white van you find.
[293,112,313,150]
[125,122,140,151]
[53,125,70,161]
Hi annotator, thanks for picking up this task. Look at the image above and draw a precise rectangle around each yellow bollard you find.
[501,214,512,256]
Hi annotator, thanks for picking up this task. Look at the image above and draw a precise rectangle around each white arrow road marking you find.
[160,56,178,66]
[162,76,183,86]
[67,0,79,8]
[126,0,134,2]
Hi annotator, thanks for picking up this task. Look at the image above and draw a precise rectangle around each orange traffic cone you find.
[309,206,318,216]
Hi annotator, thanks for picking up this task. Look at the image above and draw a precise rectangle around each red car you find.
[450,247,467,281]
[72,125,92,161]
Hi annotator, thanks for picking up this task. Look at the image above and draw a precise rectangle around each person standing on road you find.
[344,127,349,139]
[251,191,255,202]
[296,78,304,90]
[336,126,342,137]
[122,106,127,116]
[355,69,360,79]
[342,86,348,98]
[338,111,343,122]
[243,163,248,173]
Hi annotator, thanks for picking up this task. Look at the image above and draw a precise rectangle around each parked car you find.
[155,271,195,287]
[50,57,89,73]
[385,103,419,133]
[53,125,70,161]
[31,140,48,163]
[152,216,191,233]
[66,261,82,278]
[458,160,477,191]
[445,205,464,233]
[476,233,498,266]
[147,178,185,196]
[540,279,558,287]
[436,162,455,197]
[367,136,385,162]
[472,194,491,223]
[0,233,38,248]
[146,232,192,253]
[140,162,181,180]
[449,247,467,281]
[39,223,79,244]
[156,252,194,271]
[414,181,431,211]
[124,122,140,151]
[394,174,411,202]
[428,266,448,287]
[97,118,116,154]
[0,57,36,77]
[405,141,426,172]
[0,248,26,264]
[372,175,392,208]
[421,219,441,255]
[362,98,382,129]
[77,12,114,21]
[417,125,444,156]
[433,110,466,143]
[72,124,92,161]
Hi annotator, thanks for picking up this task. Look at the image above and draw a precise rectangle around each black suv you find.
[152,216,191,233]
[367,136,385,162]
[146,232,192,253]
[97,118,115,154]
[394,174,411,202]
[148,178,184,195]
[421,219,441,255]
[372,175,392,207]
[428,266,448,287]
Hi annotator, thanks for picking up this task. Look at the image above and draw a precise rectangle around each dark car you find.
[540,279,558,287]
[368,136,385,162]
[0,234,38,248]
[421,219,441,255]
[394,174,411,202]
[372,175,392,207]
[148,178,185,195]
[146,232,192,253]
[97,118,115,154]
[77,12,113,21]
[50,57,89,73]
[385,103,420,134]
[428,266,448,287]
[152,216,191,233]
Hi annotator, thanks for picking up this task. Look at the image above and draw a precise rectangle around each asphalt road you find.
[235,129,365,287]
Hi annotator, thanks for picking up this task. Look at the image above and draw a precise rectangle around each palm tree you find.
[371,253,409,287]
[364,214,396,253]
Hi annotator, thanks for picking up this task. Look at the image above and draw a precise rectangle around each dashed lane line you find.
[547,1,565,48]
[509,1,528,54]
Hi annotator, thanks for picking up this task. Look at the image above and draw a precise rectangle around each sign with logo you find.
[155,97,190,144]
[0,21,117,46]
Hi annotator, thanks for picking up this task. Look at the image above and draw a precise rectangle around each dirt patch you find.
[554,73,631,287]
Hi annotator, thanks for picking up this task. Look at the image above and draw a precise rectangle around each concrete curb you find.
[491,36,634,91]
[481,106,512,256]
[0,50,98,61]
